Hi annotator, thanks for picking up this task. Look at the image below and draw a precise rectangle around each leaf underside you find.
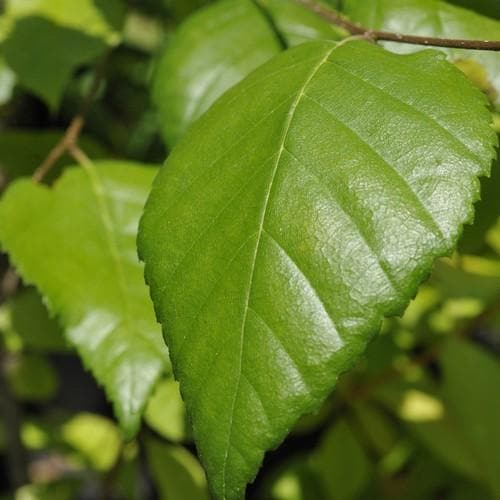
[139,40,496,499]
[0,161,169,437]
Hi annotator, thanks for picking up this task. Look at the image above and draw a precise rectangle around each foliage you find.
[0,0,499,499]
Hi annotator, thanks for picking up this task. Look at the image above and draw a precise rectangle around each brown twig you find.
[32,57,107,183]
[297,0,500,51]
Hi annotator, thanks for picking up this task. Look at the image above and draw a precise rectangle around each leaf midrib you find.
[220,42,338,498]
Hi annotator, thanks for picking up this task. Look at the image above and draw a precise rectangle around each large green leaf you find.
[342,0,500,109]
[139,39,496,499]
[0,161,168,437]
[152,0,283,148]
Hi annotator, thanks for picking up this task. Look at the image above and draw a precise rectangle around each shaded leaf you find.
[448,0,500,20]
[62,413,121,471]
[145,377,190,442]
[139,40,495,498]
[459,152,500,254]
[0,161,168,437]
[6,353,58,401]
[2,17,106,109]
[440,339,500,497]
[342,0,500,109]
[147,438,210,500]
[1,0,124,44]
[152,0,282,148]
[9,288,67,352]
[310,420,371,500]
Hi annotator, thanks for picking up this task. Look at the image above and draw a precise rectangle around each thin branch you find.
[297,0,500,51]
[32,56,107,183]
[32,116,85,182]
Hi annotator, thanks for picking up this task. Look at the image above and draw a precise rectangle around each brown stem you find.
[297,0,500,51]
[32,116,85,182]
[32,55,107,183]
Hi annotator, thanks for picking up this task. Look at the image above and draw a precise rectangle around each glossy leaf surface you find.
[152,0,282,148]
[139,40,496,499]
[0,161,168,437]
[342,0,500,109]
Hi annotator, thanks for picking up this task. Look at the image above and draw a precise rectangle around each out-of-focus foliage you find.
[0,0,498,499]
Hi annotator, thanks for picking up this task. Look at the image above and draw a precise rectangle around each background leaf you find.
[152,0,283,148]
[139,40,496,499]
[0,161,168,437]
[146,438,210,500]
[341,0,500,109]
[310,420,372,500]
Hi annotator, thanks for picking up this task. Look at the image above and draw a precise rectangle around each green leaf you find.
[342,0,500,109]
[310,420,371,500]
[440,339,500,497]
[0,161,168,437]
[459,153,500,254]
[62,413,122,471]
[145,377,190,442]
[10,288,67,352]
[162,0,213,21]
[447,0,500,20]
[257,0,346,47]
[6,353,58,401]
[152,0,283,148]
[147,438,210,500]
[139,40,496,499]
[1,0,124,44]
[2,17,107,109]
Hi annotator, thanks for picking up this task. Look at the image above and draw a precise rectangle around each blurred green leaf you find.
[2,0,124,44]
[0,130,108,184]
[447,0,500,19]
[440,339,500,497]
[0,161,169,437]
[310,420,371,500]
[152,0,282,147]
[6,353,58,401]
[2,17,106,109]
[0,56,16,106]
[145,377,189,442]
[15,480,81,500]
[162,0,213,21]
[342,0,500,110]
[431,259,500,302]
[10,288,67,352]
[460,153,500,254]
[147,438,210,500]
[265,457,324,500]
[62,413,121,471]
